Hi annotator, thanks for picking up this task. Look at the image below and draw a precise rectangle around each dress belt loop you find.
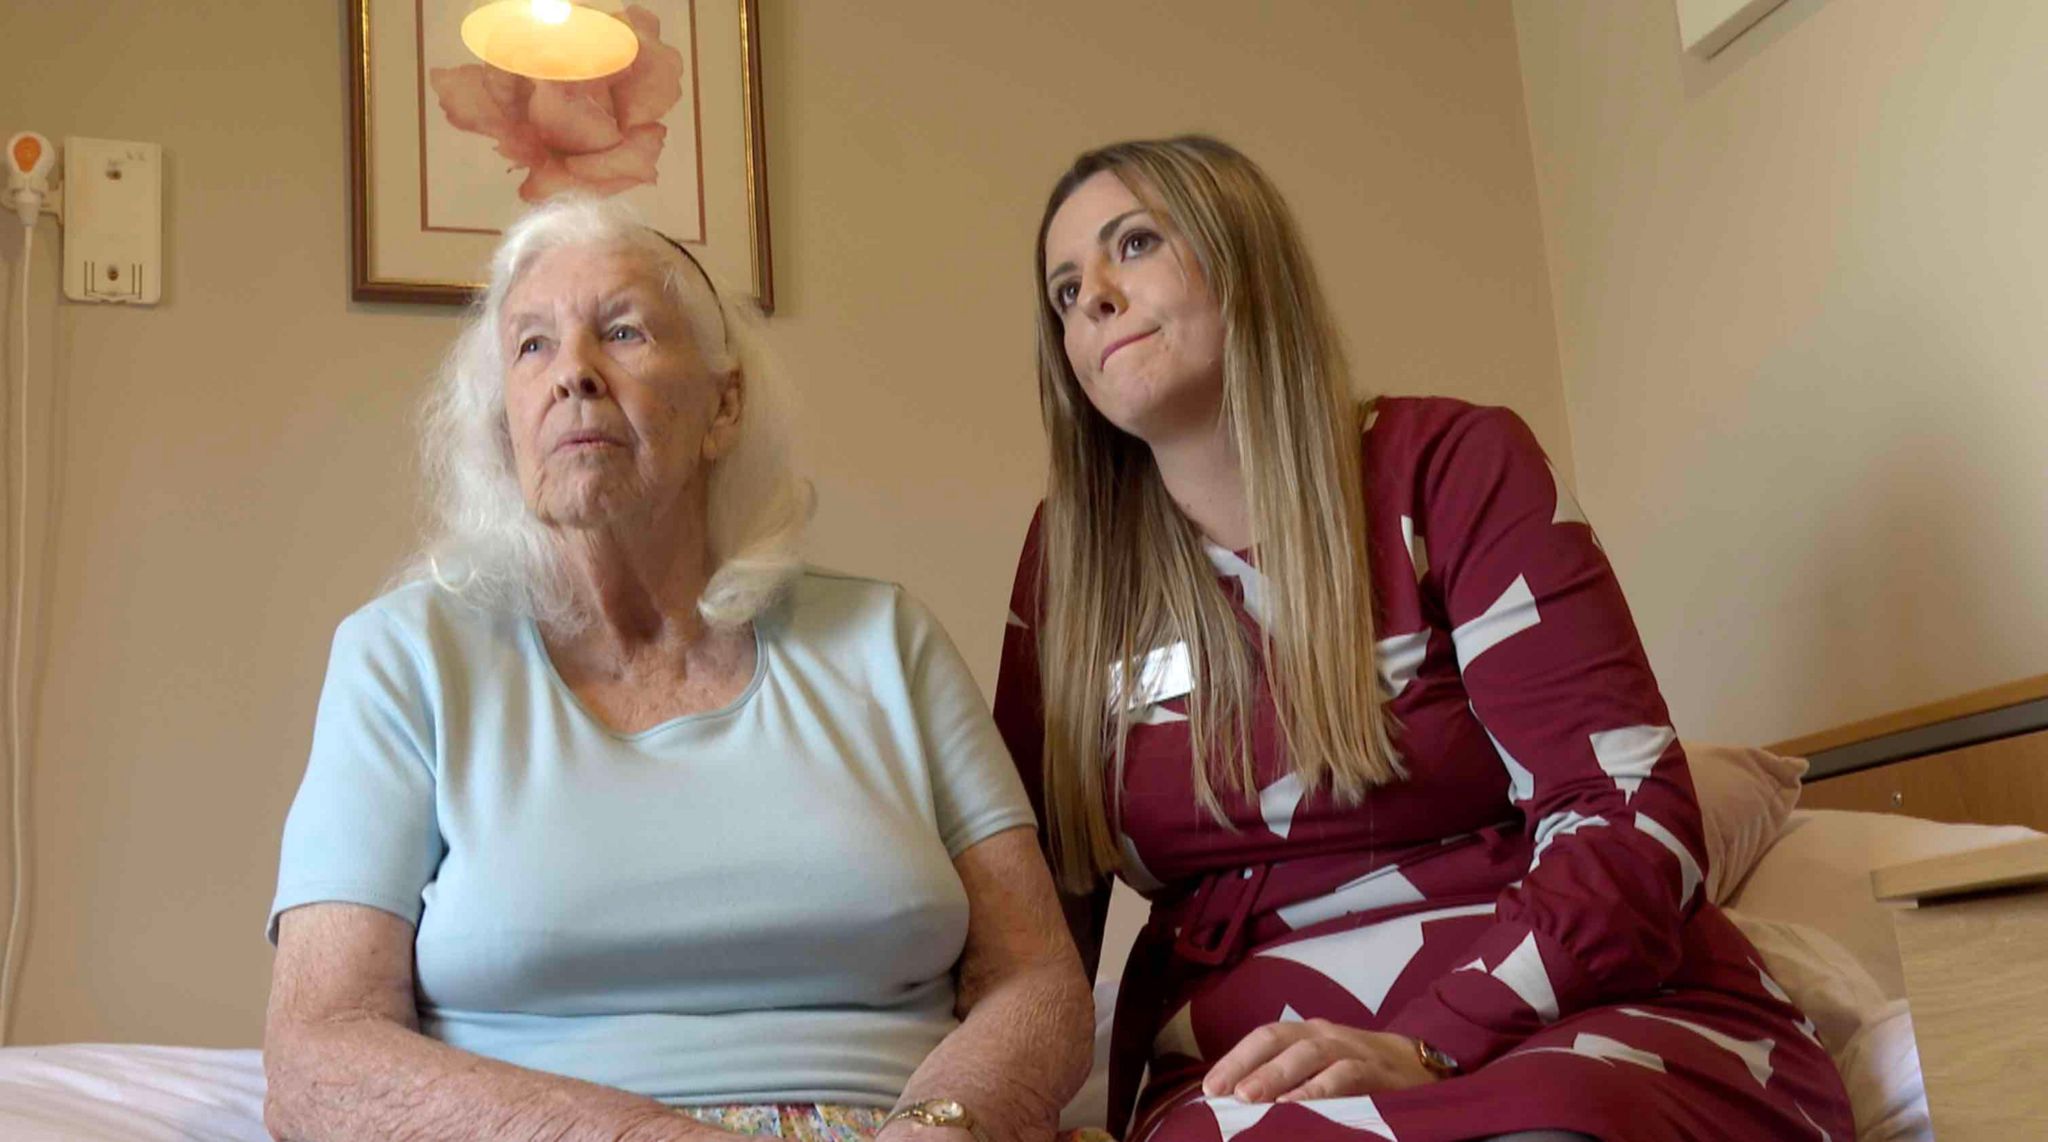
[1173,862,1272,968]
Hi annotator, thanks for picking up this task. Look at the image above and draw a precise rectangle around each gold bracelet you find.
[882,1098,991,1142]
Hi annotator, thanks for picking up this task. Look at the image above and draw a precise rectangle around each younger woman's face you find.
[1042,171,1226,445]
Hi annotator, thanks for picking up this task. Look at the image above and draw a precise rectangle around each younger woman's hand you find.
[1200,1020,1440,1103]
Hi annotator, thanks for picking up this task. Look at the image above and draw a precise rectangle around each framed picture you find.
[346,0,773,310]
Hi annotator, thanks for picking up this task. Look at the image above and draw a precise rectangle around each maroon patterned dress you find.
[993,398,1852,1142]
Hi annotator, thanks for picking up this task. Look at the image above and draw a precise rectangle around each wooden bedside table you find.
[1873,837,2048,1139]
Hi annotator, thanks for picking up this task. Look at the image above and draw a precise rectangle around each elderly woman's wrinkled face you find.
[499,244,739,531]
[1042,171,1226,446]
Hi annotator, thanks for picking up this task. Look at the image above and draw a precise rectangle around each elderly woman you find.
[263,196,1092,1142]
[995,137,1853,1142]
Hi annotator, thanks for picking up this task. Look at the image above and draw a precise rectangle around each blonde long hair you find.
[1031,136,1402,892]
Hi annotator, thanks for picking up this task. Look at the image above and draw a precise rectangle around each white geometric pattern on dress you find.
[1515,1035,1671,1080]
[1453,575,1539,670]
[1797,1103,1832,1142]
[1574,1033,1667,1073]
[1006,609,1027,629]
[1515,1032,1667,1073]
[1456,957,1488,973]
[1588,724,1676,801]
[1279,1004,1305,1023]
[1532,810,1608,866]
[1203,544,1271,628]
[1753,960,1790,1005]
[1132,704,1189,726]
[1204,1097,1274,1142]
[1257,903,1495,1014]
[1119,832,1164,892]
[1490,931,1560,1023]
[1548,460,1589,527]
[1620,1007,1776,1088]
[1400,515,1429,582]
[1752,959,1822,1045]
[1276,865,1425,930]
[1113,642,1193,712]
[1259,772,1307,840]
[1634,812,1703,905]
[1795,1015,1822,1047]
[1375,630,1429,699]
[1298,1094,1397,1141]
[1482,725,1536,805]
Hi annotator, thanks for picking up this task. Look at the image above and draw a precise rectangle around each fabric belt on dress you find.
[1107,861,1273,1142]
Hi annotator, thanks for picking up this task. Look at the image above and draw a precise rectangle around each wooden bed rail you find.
[1766,673,2048,782]
[1773,673,2048,833]
[1769,673,2048,758]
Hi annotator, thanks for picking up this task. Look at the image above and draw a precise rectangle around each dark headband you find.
[652,229,731,353]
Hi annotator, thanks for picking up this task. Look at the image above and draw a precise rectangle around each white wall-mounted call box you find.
[61,136,162,305]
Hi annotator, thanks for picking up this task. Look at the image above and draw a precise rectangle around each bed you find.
[4,680,2045,1141]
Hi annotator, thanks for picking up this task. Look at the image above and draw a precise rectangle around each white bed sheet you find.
[0,1044,268,1142]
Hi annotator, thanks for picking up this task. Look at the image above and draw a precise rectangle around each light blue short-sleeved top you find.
[268,571,1036,1107]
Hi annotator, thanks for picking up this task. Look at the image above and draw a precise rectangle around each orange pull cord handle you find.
[8,135,41,174]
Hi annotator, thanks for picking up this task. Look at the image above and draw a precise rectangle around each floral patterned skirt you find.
[672,1102,1112,1141]
[673,1103,888,1140]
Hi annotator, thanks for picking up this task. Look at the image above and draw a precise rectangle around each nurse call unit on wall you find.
[6,132,164,306]
[60,137,162,305]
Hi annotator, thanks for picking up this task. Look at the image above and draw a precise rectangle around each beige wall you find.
[0,1,1562,1044]
[1513,0,2048,747]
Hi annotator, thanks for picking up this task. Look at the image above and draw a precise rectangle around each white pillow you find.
[1727,809,2045,998]
[1836,1002,1934,1142]
[1724,912,1931,1142]
[1686,742,1806,904]
[1723,911,1886,1053]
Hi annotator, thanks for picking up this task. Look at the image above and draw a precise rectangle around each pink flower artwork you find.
[428,5,686,203]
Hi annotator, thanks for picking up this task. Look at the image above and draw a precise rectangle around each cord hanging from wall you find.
[0,129,57,1047]
[0,127,152,1045]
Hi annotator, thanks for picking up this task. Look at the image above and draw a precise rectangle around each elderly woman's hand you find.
[1199,1020,1441,1103]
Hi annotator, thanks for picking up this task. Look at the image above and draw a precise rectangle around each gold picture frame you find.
[346,0,773,310]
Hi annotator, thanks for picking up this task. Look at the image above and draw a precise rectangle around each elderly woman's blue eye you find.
[516,336,545,357]
[606,325,644,343]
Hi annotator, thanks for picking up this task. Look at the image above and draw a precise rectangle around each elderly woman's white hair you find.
[398,194,812,630]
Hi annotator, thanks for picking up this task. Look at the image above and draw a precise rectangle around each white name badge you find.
[1109,641,1194,711]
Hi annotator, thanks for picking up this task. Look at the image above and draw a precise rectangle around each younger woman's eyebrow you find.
[1045,208,1152,286]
